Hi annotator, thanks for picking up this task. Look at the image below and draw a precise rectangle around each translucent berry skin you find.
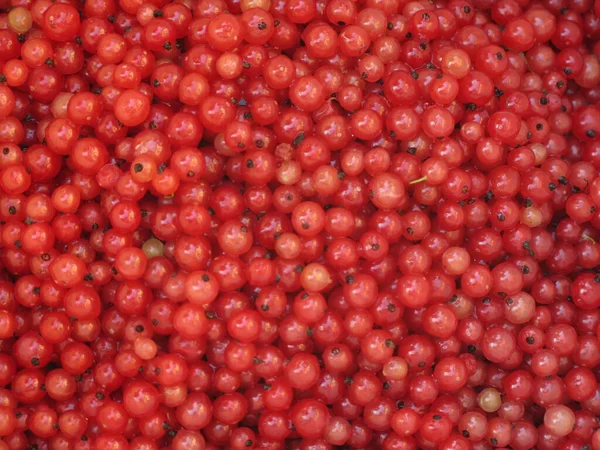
[2,1,600,448]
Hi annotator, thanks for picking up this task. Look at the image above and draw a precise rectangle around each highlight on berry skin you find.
[0,0,599,449]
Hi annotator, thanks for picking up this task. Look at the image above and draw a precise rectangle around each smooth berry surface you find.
[0,0,600,449]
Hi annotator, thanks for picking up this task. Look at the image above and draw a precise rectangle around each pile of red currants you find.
[1,0,600,448]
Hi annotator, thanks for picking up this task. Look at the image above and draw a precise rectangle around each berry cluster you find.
[1,0,600,449]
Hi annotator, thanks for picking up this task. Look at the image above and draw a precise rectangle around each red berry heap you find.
[2,0,600,449]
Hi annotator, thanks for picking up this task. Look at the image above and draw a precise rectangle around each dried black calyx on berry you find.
[293,132,305,147]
